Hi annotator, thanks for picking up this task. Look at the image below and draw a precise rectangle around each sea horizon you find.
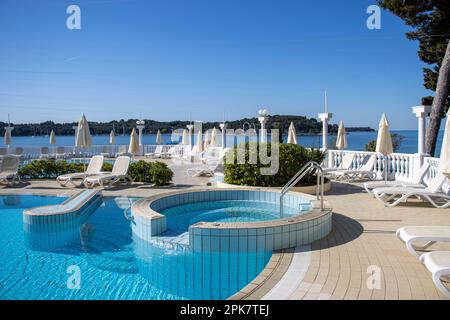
[3,130,444,157]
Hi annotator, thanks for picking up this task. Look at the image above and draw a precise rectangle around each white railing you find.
[327,149,450,193]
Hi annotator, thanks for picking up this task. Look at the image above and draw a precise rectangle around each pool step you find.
[23,190,103,251]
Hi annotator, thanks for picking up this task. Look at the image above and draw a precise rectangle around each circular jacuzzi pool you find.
[131,188,332,253]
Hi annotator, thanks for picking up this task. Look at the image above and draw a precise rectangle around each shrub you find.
[365,133,404,152]
[19,159,173,186]
[128,160,173,185]
[224,142,324,187]
[19,160,84,179]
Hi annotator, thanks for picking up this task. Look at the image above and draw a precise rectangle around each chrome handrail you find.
[280,161,324,218]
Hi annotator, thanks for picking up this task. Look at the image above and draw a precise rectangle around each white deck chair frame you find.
[419,252,450,298]
[373,173,450,208]
[333,154,377,182]
[0,155,20,185]
[84,156,132,189]
[56,155,104,187]
[322,153,355,176]
[364,162,430,195]
[396,226,450,257]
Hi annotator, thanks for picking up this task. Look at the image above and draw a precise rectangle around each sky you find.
[0,0,438,129]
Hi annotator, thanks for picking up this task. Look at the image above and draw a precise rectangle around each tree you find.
[365,133,404,152]
[378,0,450,156]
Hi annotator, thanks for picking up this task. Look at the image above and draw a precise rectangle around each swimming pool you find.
[0,195,271,300]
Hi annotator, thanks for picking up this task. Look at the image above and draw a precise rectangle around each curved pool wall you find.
[131,188,333,253]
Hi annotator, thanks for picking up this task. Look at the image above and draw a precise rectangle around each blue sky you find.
[0,0,435,129]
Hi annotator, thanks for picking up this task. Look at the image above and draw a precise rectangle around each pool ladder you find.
[280,161,325,218]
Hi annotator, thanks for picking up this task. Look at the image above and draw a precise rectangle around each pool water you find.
[161,200,310,234]
[0,195,271,300]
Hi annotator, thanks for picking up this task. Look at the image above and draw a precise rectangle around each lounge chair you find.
[187,162,221,177]
[0,155,20,185]
[115,145,128,158]
[333,154,377,182]
[419,251,450,298]
[396,226,450,257]
[364,162,431,195]
[55,147,68,159]
[57,155,104,187]
[373,173,450,208]
[84,156,132,188]
[322,153,355,176]
[40,147,50,159]
[100,146,114,158]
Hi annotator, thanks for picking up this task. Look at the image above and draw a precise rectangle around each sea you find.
[2,130,445,157]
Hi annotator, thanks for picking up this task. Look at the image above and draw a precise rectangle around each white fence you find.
[326,149,450,193]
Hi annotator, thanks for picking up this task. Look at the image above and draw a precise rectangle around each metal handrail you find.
[280,161,325,218]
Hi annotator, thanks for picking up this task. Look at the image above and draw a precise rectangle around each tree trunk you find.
[425,40,450,156]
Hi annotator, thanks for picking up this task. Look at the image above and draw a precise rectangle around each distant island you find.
[0,115,374,136]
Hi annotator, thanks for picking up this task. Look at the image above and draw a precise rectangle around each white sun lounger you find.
[0,155,20,185]
[396,226,450,257]
[364,162,431,195]
[57,155,104,187]
[187,163,219,177]
[419,251,450,298]
[373,173,450,208]
[333,154,377,182]
[322,153,355,176]
[84,156,132,188]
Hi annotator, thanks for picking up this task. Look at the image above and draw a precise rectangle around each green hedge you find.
[224,142,324,187]
[128,160,173,185]
[19,159,173,186]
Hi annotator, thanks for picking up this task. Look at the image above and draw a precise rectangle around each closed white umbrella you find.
[439,112,450,177]
[210,128,217,147]
[49,130,56,145]
[204,130,211,149]
[4,130,11,147]
[181,129,189,145]
[196,130,203,154]
[336,121,348,169]
[335,121,348,150]
[287,122,297,144]
[109,130,116,145]
[155,130,162,145]
[75,114,92,148]
[128,128,140,155]
[376,113,393,183]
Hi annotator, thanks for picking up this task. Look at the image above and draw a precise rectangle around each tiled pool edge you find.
[228,248,296,300]
[131,187,333,252]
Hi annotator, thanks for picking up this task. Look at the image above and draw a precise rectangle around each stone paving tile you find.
[286,181,450,300]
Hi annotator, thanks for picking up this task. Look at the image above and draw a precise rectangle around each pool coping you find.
[23,190,102,216]
[131,187,332,230]
[228,248,296,300]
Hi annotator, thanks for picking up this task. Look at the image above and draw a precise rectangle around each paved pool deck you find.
[1,170,449,300]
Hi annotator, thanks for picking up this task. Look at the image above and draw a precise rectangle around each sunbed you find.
[396,226,450,257]
[84,156,132,188]
[57,155,104,187]
[419,251,450,298]
[0,155,20,185]
[333,154,377,181]
[322,153,355,176]
[364,162,431,195]
[373,173,450,208]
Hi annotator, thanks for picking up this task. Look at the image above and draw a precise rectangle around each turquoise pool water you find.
[0,195,271,300]
[161,200,310,234]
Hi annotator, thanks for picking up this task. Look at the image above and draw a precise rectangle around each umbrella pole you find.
[384,156,388,184]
